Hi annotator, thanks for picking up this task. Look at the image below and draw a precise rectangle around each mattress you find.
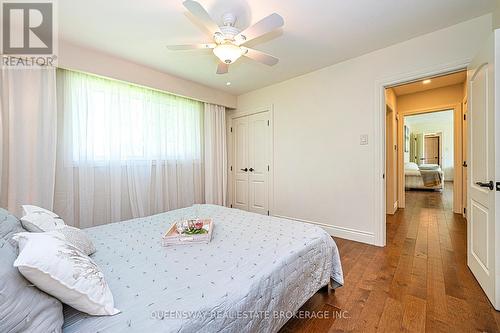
[63,204,343,333]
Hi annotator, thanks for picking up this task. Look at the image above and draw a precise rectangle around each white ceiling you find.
[59,0,496,95]
[405,110,454,127]
[392,71,467,96]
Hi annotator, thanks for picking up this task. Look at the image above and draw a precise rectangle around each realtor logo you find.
[2,2,53,54]
[1,1,57,67]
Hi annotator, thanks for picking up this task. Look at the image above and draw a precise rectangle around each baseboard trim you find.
[272,214,376,245]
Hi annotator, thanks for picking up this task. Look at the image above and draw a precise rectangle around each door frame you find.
[397,104,463,214]
[375,60,470,246]
[423,132,442,166]
[227,105,274,214]
[462,95,468,219]
[385,105,398,215]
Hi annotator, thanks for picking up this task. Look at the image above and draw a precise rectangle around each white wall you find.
[59,41,237,108]
[234,15,492,245]
[494,2,500,29]
[406,111,455,180]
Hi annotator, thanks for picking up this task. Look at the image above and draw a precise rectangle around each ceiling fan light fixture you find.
[213,32,225,44]
[213,43,243,64]
[234,34,246,45]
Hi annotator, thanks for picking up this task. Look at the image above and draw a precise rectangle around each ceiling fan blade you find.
[216,63,229,74]
[242,48,279,66]
[236,13,284,45]
[183,0,222,36]
[166,43,216,50]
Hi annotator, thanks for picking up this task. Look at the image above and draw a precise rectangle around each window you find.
[60,69,203,163]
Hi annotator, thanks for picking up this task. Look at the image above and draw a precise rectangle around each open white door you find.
[467,30,500,310]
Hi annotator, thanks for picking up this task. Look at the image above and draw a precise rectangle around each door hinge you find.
[230,165,233,171]
[267,210,270,216]
[463,207,466,214]
[230,204,233,208]
[230,127,233,132]
[383,173,385,179]
[267,120,270,126]
[267,165,270,171]
[462,161,467,167]
[463,114,466,121]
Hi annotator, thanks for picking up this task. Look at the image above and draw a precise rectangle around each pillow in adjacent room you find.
[0,208,64,333]
[50,225,96,256]
[13,232,119,316]
[418,164,440,171]
[20,210,65,232]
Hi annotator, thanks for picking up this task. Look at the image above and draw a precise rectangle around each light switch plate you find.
[360,134,368,145]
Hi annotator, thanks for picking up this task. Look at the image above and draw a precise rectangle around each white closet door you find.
[232,116,249,211]
[248,112,269,215]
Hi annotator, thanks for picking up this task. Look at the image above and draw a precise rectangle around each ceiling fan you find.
[167,0,284,74]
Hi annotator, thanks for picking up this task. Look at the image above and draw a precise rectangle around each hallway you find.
[282,184,500,332]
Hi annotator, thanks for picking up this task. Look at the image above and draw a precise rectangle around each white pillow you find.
[50,226,96,256]
[13,232,119,316]
[22,205,59,217]
[20,212,65,232]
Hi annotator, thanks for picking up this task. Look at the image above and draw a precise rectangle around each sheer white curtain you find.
[0,68,57,216]
[203,103,227,205]
[54,69,204,228]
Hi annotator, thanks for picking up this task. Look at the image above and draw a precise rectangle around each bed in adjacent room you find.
[62,204,343,333]
[404,162,444,190]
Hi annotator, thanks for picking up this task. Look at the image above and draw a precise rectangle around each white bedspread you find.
[63,205,343,333]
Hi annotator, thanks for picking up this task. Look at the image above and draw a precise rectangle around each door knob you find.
[249,168,254,172]
[240,168,248,172]
[475,181,494,190]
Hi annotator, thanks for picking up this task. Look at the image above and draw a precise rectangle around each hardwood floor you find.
[281,183,500,332]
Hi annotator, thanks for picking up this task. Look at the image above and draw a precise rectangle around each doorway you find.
[379,34,499,310]
[384,70,467,217]
[424,134,440,165]
[402,110,454,210]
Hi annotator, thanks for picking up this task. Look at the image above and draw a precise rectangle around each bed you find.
[62,204,343,333]
[404,162,444,190]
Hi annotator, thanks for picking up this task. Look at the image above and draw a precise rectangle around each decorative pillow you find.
[50,226,96,256]
[20,211,65,232]
[13,232,119,316]
[0,209,63,333]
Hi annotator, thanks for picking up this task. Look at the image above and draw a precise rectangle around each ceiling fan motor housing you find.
[218,13,240,41]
